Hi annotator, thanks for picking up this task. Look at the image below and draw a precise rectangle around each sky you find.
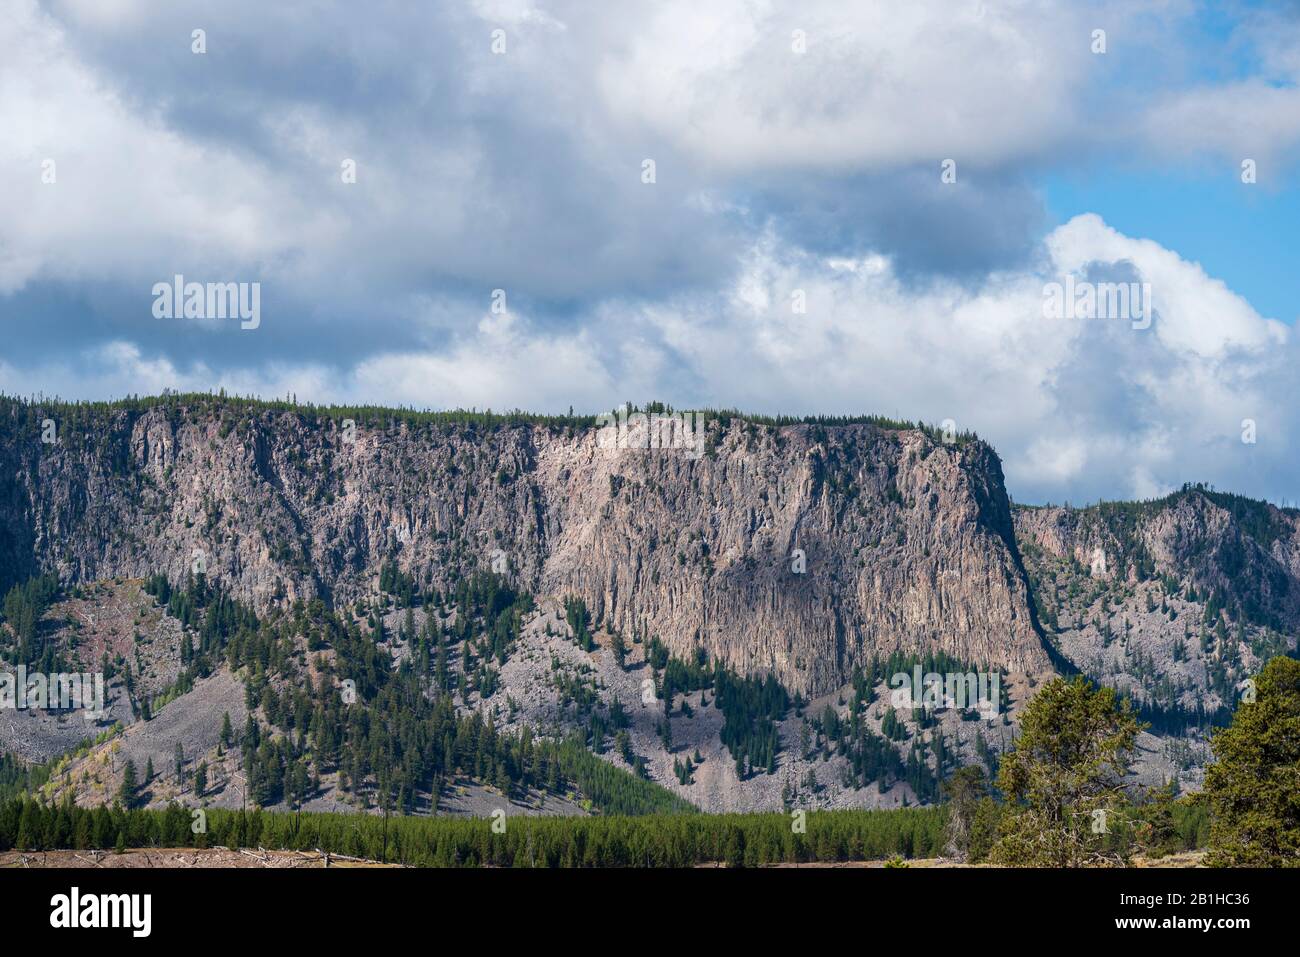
[1,0,1298,506]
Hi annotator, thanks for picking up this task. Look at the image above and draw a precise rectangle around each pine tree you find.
[1205,657,1300,866]
[990,677,1141,867]
[941,765,989,861]
[16,801,39,850]
[119,759,139,810]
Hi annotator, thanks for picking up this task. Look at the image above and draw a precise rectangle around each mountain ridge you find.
[4,393,1296,811]
[1,393,1052,697]
[6,394,1296,702]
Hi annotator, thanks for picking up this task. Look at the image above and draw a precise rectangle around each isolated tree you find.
[1205,657,1300,866]
[194,762,208,796]
[119,759,139,810]
[221,711,233,748]
[941,765,989,860]
[990,676,1141,867]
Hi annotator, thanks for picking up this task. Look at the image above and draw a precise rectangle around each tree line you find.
[0,800,944,868]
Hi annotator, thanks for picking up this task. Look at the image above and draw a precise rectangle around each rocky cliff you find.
[1014,489,1300,718]
[0,396,1052,696]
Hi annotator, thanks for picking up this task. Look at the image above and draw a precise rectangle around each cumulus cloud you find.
[0,1,319,294]
[591,0,1096,172]
[1143,82,1300,169]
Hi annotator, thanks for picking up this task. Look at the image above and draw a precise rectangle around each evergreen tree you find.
[990,676,1141,867]
[941,765,989,861]
[119,759,139,810]
[1205,657,1300,866]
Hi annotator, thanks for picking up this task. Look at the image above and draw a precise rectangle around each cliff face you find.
[1015,491,1300,631]
[1,398,1051,695]
[1014,491,1300,716]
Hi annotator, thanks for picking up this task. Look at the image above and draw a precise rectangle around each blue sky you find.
[1,0,1298,506]
[1045,171,1299,325]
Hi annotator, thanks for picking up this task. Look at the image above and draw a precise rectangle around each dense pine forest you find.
[0,574,62,672]
[0,800,946,867]
[0,793,1218,867]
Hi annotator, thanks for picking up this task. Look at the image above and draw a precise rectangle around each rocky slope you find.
[478,598,1033,813]
[7,397,1289,809]
[1014,488,1299,722]
[0,396,1052,697]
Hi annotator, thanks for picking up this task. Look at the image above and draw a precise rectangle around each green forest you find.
[0,800,946,867]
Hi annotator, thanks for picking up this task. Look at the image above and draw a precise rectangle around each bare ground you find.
[0,847,397,868]
[0,848,1206,869]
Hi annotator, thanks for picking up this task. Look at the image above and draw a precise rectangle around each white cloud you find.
[598,215,1297,505]
[0,341,336,404]
[1143,81,1300,170]
[592,0,1099,171]
[0,0,319,294]
[1139,11,1300,167]
[351,309,615,411]
[1045,213,1289,353]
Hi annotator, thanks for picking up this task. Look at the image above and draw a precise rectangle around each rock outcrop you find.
[2,397,1055,695]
